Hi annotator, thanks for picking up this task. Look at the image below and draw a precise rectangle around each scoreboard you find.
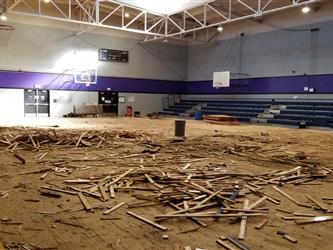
[98,48,129,62]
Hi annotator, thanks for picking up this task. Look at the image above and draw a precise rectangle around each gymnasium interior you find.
[0,0,333,249]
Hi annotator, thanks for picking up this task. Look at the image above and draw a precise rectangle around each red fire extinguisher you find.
[126,106,133,117]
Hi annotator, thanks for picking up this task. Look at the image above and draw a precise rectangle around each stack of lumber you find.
[203,115,239,125]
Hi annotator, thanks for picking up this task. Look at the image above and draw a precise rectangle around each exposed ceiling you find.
[0,0,326,42]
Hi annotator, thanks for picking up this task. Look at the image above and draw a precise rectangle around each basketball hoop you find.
[0,24,15,47]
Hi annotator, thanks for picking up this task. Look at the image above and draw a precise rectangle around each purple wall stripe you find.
[1,70,333,94]
[0,70,183,93]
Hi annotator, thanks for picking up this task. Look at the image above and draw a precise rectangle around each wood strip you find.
[295,215,333,225]
[144,174,164,189]
[283,234,298,243]
[281,216,312,220]
[14,153,26,164]
[306,195,328,211]
[103,202,126,215]
[246,196,267,210]
[184,174,192,183]
[78,192,91,210]
[155,213,263,218]
[272,186,299,205]
[99,184,109,201]
[194,189,222,208]
[127,211,167,231]
[274,166,302,177]
[166,202,218,216]
[105,169,134,187]
[255,219,268,229]
[182,163,191,170]
[183,201,189,210]
[40,186,77,195]
[76,132,88,147]
[216,239,238,250]
[29,134,37,148]
[70,187,102,199]
[110,185,115,198]
[238,199,249,240]
[226,237,251,250]
[168,203,207,227]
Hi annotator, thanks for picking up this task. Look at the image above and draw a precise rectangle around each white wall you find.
[188,1,333,81]
[49,90,98,117]
[0,89,24,118]
[49,91,166,117]
[118,93,168,116]
[0,22,187,81]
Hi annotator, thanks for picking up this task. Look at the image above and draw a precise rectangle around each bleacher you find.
[159,99,333,128]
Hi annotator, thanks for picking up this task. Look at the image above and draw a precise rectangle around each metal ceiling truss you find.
[3,0,322,41]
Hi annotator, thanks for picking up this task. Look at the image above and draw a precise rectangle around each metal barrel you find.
[175,120,186,137]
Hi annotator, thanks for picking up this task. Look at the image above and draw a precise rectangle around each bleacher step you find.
[258,113,275,118]
[251,118,267,123]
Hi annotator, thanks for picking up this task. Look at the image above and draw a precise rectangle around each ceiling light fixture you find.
[44,0,51,3]
[302,6,310,14]
[217,26,223,32]
[124,12,130,18]
[0,15,7,21]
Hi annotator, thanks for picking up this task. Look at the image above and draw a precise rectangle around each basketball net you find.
[0,24,15,47]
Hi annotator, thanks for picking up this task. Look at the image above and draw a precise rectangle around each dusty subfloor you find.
[0,117,333,250]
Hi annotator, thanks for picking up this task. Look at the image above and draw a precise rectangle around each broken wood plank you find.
[144,174,164,189]
[255,219,268,230]
[29,134,37,148]
[295,215,333,225]
[155,213,263,218]
[216,239,238,250]
[41,186,77,195]
[283,234,298,243]
[126,211,167,231]
[246,196,267,210]
[14,153,26,164]
[110,185,115,198]
[78,192,91,211]
[226,237,251,250]
[238,199,249,240]
[105,169,134,187]
[18,167,54,175]
[184,174,192,183]
[39,189,61,198]
[306,195,328,211]
[76,132,88,147]
[272,186,300,205]
[182,163,191,170]
[99,184,109,201]
[103,202,126,215]
[194,189,222,208]
[168,203,207,227]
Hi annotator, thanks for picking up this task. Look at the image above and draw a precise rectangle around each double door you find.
[24,89,50,117]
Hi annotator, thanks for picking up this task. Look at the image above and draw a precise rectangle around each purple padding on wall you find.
[1,70,333,94]
[185,75,333,94]
[0,70,183,93]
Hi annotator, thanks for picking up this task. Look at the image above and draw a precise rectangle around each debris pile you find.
[0,128,332,249]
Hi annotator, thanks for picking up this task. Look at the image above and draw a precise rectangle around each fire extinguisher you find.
[126,106,133,117]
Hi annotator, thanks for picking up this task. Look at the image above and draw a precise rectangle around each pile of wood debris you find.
[0,127,332,250]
